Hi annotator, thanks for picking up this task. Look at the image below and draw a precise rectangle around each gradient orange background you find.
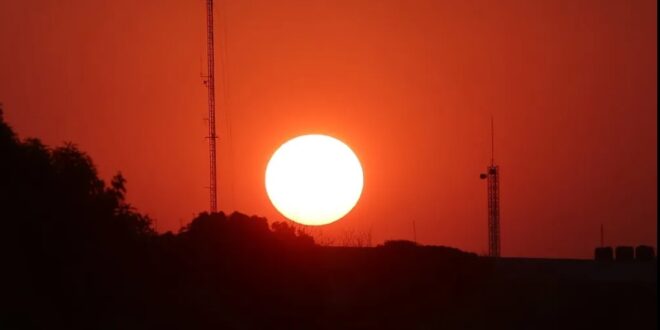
[1,0,656,258]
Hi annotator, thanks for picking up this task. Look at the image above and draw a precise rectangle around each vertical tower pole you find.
[412,219,417,244]
[491,117,495,165]
[206,0,218,213]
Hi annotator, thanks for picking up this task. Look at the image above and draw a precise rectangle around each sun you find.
[265,134,364,226]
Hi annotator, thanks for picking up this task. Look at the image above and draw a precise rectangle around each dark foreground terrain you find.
[2,223,656,330]
[1,109,656,329]
[319,248,657,329]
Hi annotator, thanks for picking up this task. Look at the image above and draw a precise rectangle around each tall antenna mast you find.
[491,116,495,166]
[412,219,417,244]
[205,0,218,213]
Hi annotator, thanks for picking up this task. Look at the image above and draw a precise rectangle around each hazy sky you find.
[1,0,656,258]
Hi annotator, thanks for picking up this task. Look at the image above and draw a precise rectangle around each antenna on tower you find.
[490,116,495,166]
[205,0,218,213]
[412,219,417,244]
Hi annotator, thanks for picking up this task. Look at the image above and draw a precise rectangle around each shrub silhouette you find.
[381,239,419,248]
[615,246,635,262]
[595,246,614,261]
[635,245,655,261]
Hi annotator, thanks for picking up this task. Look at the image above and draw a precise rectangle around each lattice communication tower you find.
[480,119,501,257]
[205,0,218,213]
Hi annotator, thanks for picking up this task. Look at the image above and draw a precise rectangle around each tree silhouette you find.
[0,108,156,328]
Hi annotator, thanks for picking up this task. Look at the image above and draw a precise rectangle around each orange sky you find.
[0,0,656,258]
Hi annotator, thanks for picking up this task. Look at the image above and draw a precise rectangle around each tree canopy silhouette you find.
[0,107,322,328]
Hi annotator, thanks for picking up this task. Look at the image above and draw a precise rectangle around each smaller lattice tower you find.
[480,118,501,257]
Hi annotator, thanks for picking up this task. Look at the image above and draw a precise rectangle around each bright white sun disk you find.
[265,134,364,226]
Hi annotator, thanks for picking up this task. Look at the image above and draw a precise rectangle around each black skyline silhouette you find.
[0,107,656,329]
